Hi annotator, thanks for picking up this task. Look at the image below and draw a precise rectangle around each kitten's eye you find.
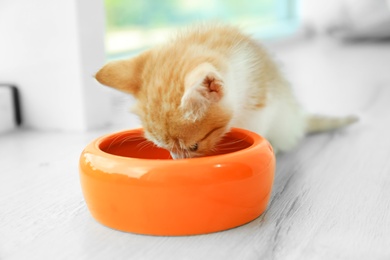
[189,143,198,152]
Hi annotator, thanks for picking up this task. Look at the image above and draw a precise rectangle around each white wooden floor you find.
[1,37,390,260]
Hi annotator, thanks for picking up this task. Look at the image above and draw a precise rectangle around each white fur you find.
[222,45,307,153]
[247,92,307,152]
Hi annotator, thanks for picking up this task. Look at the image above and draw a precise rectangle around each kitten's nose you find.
[170,152,187,160]
[170,152,181,159]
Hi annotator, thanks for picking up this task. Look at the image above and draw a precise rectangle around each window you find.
[104,0,298,59]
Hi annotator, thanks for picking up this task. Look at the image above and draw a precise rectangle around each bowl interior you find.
[99,130,254,160]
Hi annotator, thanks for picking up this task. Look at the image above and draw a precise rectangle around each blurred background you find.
[1,0,390,133]
[104,0,299,59]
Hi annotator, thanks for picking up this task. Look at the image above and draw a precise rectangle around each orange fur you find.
[96,24,261,158]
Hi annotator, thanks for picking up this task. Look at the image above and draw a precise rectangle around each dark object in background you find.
[0,84,21,133]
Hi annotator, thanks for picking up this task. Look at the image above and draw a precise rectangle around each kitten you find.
[96,24,357,159]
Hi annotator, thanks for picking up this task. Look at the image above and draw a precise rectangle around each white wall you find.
[0,0,110,131]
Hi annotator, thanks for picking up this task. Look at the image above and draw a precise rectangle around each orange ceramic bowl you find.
[79,128,275,236]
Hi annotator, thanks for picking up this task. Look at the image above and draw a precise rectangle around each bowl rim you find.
[87,127,269,164]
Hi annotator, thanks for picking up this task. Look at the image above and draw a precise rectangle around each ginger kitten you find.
[96,24,357,159]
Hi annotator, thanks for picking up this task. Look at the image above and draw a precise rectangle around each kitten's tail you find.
[305,114,359,134]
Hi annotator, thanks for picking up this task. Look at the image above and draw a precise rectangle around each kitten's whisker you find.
[216,139,247,147]
[106,134,127,151]
[106,134,147,151]
[118,136,137,147]
[214,146,241,152]
[136,140,153,152]
[210,147,218,153]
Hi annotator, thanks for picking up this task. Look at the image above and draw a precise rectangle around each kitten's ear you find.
[180,63,224,121]
[95,52,149,96]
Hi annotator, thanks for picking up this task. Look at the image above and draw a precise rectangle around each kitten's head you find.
[95,50,233,159]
